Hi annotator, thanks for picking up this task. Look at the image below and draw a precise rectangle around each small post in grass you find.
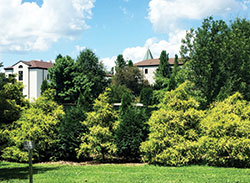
[23,141,35,183]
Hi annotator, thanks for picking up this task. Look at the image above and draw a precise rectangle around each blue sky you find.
[1,0,250,71]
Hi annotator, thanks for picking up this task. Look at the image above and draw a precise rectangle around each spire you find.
[143,48,153,60]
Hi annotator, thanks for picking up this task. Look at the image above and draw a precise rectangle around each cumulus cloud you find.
[0,0,95,52]
[148,0,248,32]
[101,56,117,70]
[75,45,86,52]
[123,29,186,62]
[102,29,186,69]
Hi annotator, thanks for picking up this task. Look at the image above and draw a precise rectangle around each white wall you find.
[138,66,158,85]
[29,69,48,99]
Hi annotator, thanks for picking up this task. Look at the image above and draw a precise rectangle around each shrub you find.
[115,92,148,160]
[57,104,87,161]
[77,88,118,161]
[1,89,64,162]
[140,82,204,166]
[199,93,250,167]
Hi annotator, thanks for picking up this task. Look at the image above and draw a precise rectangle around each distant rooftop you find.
[143,49,154,60]
[4,60,53,70]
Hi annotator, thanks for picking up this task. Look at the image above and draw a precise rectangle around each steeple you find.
[143,48,153,60]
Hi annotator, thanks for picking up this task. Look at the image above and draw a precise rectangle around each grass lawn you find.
[1,161,250,183]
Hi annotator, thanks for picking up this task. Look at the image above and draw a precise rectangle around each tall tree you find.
[112,66,148,96]
[48,55,76,104]
[115,54,126,71]
[0,72,27,124]
[168,54,180,90]
[179,17,250,107]
[154,50,171,89]
[75,49,108,106]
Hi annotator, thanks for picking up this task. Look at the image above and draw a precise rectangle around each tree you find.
[168,54,180,91]
[0,74,27,124]
[115,92,148,160]
[115,54,126,71]
[1,89,65,162]
[115,92,148,159]
[77,88,118,161]
[180,17,250,107]
[199,93,250,167]
[49,50,107,107]
[154,50,171,89]
[127,60,133,67]
[112,66,148,96]
[48,55,76,104]
[140,82,204,166]
[75,49,108,107]
[40,79,49,95]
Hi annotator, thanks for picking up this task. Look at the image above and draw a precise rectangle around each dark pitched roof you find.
[134,58,183,67]
[4,60,53,70]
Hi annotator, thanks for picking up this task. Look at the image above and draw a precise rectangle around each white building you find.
[4,60,53,99]
[134,49,182,85]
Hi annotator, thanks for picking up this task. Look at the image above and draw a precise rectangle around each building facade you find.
[4,60,53,99]
[134,49,182,85]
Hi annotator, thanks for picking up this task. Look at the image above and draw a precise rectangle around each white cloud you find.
[75,45,86,52]
[148,0,247,32]
[0,0,95,52]
[123,30,186,62]
[101,56,116,70]
[102,29,186,68]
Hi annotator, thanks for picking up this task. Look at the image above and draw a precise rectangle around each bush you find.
[140,82,204,166]
[199,93,250,167]
[77,88,118,161]
[140,87,153,106]
[1,89,64,162]
[115,92,148,160]
[57,105,87,161]
[109,84,132,103]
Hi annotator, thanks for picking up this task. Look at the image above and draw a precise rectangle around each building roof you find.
[134,58,182,67]
[143,49,154,60]
[4,60,54,70]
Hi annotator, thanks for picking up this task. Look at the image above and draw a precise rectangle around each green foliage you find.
[199,93,250,167]
[1,89,64,162]
[127,60,133,67]
[40,79,49,95]
[180,17,250,107]
[154,50,171,90]
[109,84,132,103]
[57,104,87,161]
[77,88,118,161]
[115,54,126,71]
[115,92,148,159]
[112,66,148,96]
[140,87,154,106]
[48,55,76,103]
[140,82,204,166]
[0,75,28,124]
[168,54,180,91]
[49,50,107,107]
[75,49,108,106]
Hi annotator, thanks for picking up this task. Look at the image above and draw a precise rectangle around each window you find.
[18,71,23,81]
[145,69,148,74]
[18,65,23,68]
[47,74,50,80]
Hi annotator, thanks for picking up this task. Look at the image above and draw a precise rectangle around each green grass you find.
[1,161,250,183]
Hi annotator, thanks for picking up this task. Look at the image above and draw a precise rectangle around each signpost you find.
[23,141,35,183]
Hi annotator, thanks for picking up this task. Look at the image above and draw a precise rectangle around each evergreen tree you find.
[115,54,126,71]
[40,79,49,95]
[168,54,180,90]
[127,60,133,67]
[115,92,148,160]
